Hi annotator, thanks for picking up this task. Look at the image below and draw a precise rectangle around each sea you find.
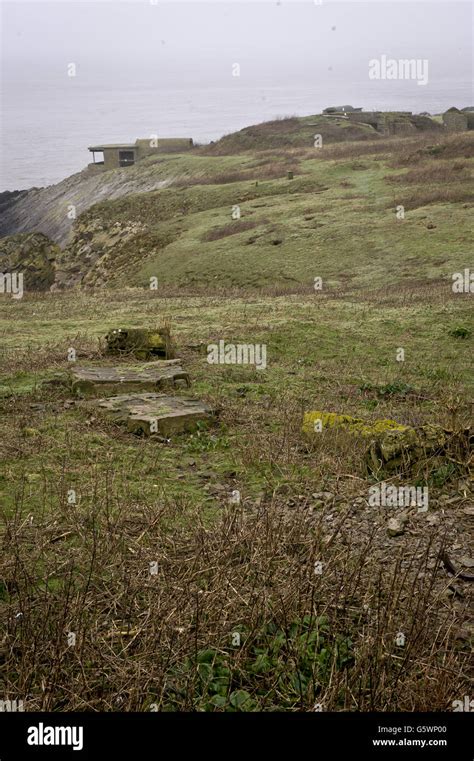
[0,74,471,192]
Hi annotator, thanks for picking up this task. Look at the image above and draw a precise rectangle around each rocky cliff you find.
[0,162,171,247]
[0,232,59,291]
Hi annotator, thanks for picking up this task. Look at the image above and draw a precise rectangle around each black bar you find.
[0,712,472,760]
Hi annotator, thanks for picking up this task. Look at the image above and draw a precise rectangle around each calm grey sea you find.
[1,74,471,191]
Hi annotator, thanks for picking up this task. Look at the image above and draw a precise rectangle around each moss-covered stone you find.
[105,327,174,360]
[303,409,471,475]
[367,424,449,473]
[302,410,408,436]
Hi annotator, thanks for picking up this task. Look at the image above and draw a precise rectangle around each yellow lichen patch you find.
[302,410,409,436]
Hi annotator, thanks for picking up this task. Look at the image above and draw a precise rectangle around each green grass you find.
[0,118,472,712]
[1,287,471,523]
[53,129,473,292]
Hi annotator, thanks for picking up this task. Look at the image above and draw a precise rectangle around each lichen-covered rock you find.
[105,328,174,360]
[303,409,472,475]
[0,232,58,291]
[368,424,448,473]
[302,410,408,436]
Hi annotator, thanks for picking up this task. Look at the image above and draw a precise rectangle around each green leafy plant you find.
[448,326,471,339]
[167,616,353,711]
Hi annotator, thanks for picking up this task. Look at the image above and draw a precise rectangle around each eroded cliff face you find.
[52,218,149,290]
[0,162,170,247]
[0,232,59,292]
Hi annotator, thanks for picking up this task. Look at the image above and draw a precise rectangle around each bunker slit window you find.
[119,150,135,167]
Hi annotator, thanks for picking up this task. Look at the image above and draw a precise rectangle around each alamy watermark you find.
[452,696,474,711]
[207,340,267,371]
[27,723,83,751]
[369,55,428,86]
[452,268,473,293]
[0,272,24,299]
[0,699,24,712]
[368,482,428,512]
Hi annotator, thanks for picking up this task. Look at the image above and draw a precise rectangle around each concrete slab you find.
[70,361,189,397]
[90,393,213,436]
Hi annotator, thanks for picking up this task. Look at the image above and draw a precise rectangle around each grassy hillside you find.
[57,126,473,292]
[0,116,472,713]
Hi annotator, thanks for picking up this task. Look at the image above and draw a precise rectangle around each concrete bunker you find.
[88,137,193,170]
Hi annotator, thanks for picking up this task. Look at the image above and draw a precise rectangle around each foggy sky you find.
[2,1,472,88]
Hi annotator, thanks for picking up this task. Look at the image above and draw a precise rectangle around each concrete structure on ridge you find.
[88,137,193,170]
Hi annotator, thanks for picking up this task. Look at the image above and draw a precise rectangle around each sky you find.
[1,0,472,189]
[1,1,472,88]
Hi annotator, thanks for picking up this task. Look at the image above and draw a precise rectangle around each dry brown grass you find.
[384,155,474,208]
[388,132,474,168]
[318,132,474,166]
[0,379,471,712]
[387,162,470,185]
[386,185,474,210]
[1,469,470,711]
